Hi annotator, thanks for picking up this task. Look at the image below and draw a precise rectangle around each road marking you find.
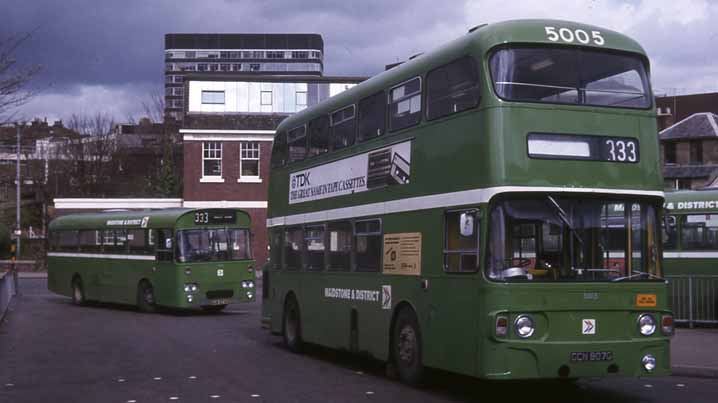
[644,384,653,388]
[188,376,197,380]
[127,400,137,403]
[366,391,375,395]
[355,371,364,375]
[5,383,14,387]
[210,395,221,399]
[251,394,260,398]
[118,378,126,383]
[169,397,179,401]
[677,383,686,387]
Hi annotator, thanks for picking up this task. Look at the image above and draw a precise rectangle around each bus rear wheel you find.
[137,281,157,313]
[71,276,86,306]
[392,308,424,385]
[283,295,303,353]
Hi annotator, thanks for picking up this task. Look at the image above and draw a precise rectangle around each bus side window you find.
[426,56,480,121]
[444,210,480,272]
[331,105,356,150]
[58,230,79,252]
[284,227,303,270]
[270,229,283,269]
[389,77,422,132]
[304,225,326,271]
[357,91,386,143]
[662,215,677,251]
[681,214,718,250]
[156,229,174,261]
[271,131,287,168]
[287,125,307,163]
[128,229,152,255]
[78,230,101,253]
[307,115,330,157]
[355,219,382,272]
[328,221,352,271]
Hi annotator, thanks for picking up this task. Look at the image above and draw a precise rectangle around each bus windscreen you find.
[177,229,251,263]
[490,46,651,109]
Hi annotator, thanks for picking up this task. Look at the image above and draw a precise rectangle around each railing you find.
[0,269,18,323]
[666,275,718,327]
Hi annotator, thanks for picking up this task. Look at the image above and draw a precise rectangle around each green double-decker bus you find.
[263,19,672,383]
[48,209,256,312]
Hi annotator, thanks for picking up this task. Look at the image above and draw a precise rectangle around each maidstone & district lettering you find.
[324,288,380,302]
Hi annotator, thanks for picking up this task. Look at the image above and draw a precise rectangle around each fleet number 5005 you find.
[545,26,605,46]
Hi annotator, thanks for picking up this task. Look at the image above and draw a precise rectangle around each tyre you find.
[392,308,424,385]
[282,295,303,353]
[137,281,157,313]
[71,276,86,306]
[201,304,227,313]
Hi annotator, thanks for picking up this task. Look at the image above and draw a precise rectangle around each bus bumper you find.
[482,339,671,379]
[173,286,256,309]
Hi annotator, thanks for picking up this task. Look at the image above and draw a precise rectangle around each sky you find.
[2,0,718,123]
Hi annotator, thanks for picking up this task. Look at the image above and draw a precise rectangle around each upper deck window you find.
[331,105,356,150]
[426,57,481,120]
[489,46,651,109]
[389,77,422,131]
[287,126,307,163]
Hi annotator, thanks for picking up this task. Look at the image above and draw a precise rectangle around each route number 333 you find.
[545,26,605,46]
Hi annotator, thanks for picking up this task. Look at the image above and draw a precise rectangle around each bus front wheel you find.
[137,281,157,313]
[71,276,86,306]
[283,295,303,353]
[392,308,424,385]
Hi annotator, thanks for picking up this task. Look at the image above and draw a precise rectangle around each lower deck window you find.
[355,219,382,271]
[328,222,352,270]
[304,225,325,270]
[284,227,303,270]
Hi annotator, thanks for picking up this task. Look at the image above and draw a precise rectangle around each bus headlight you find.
[241,281,255,289]
[514,315,535,338]
[661,314,674,336]
[184,283,199,293]
[638,314,656,336]
[642,354,656,372]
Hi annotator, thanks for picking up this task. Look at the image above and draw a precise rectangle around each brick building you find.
[180,72,365,265]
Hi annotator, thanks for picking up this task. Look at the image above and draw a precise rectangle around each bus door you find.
[152,229,176,305]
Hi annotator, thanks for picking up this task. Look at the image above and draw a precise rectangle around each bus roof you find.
[48,208,249,231]
[275,19,647,134]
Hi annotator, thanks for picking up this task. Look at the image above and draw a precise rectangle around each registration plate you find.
[210,299,231,306]
[570,351,613,362]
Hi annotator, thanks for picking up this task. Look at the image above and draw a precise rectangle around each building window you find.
[291,51,309,59]
[220,51,230,59]
[185,51,196,59]
[295,91,307,108]
[197,63,208,72]
[261,91,273,106]
[677,179,692,190]
[310,51,321,59]
[232,63,242,71]
[209,63,219,72]
[220,63,230,72]
[201,90,225,105]
[267,51,285,59]
[249,63,261,71]
[690,141,703,164]
[240,142,260,180]
[664,142,676,164]
[229,51,240,59]
[202,142,222,178]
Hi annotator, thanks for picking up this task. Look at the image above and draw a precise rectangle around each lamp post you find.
[15,124,21,259]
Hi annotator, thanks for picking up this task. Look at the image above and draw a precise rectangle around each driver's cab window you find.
[444,209,480,272]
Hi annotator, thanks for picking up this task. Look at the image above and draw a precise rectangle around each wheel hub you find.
[398,325,416,364]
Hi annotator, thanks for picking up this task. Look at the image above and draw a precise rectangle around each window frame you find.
[443,208,481,273]
[388,76,423,132]
[354,218,383,272]
[201,90,225,105]
[239,141,261,182]
[287,125,308,163]
[202,141,223,181]
[271,131,287,168]
[283,226,304,271]
[303,224,327,271]
[307,115,331,158]
[357,91,387,143]
[327,220,354,272]
[331,104,356,150]
[425,56,481,121]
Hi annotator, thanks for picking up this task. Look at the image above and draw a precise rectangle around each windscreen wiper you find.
[546,196,583,245]
[612,271,665,282]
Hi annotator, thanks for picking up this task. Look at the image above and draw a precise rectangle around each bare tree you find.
[59,113,119,196]
[141,88,166,123]
[0,32,42,123]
